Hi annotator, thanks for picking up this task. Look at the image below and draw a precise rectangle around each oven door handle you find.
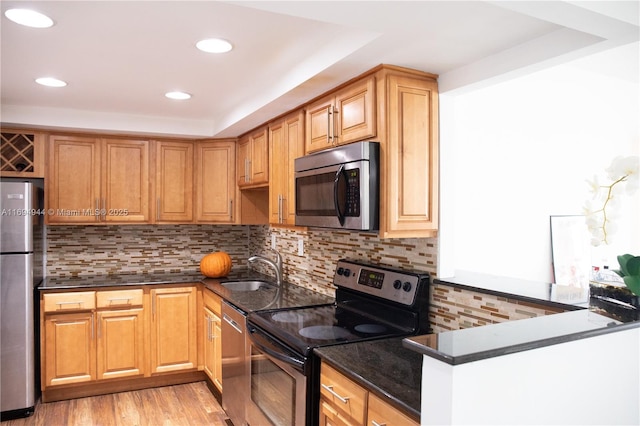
[248,325,305,373]
[333,164,347,226]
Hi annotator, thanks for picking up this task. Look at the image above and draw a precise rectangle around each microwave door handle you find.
[333,164,346,226]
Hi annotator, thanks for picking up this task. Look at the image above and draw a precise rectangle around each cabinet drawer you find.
[96,288,143,308]
[43,291,96,312]
[368,393,418,426]
[320,363,367,425]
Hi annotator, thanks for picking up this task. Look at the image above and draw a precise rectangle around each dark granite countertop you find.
[39,268,334,313]
[435,270,589,311]
[404,309,640,365]
[314,337,422,421]
[202,274,334,313]
[39,271,207,289]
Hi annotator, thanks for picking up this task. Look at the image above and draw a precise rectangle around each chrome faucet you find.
[248,248,283,285]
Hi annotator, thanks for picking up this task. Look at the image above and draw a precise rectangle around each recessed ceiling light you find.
[165,91,191,100]
[196,38,233,54]
[35,77,67,87]
[5,8,54,28]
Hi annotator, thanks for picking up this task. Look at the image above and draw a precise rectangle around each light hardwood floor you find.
[1,382,230,426]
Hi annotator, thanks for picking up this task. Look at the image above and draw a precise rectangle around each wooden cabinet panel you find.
[103,139,149,222]
[320,400,358,426]
[96,288,143,308]
[195,140,236,223]
[306,76,375,154]
[96,308,145,380]
[202,289,222,392]
[155,141,193,222]
[382,73,438,237]
[47,136,150,224]
[368,393,418,426]
[269,109,304,225]
[47,135,101,224]
[150,286,197,373]
[44,312,96,386]
[238,126,268,188]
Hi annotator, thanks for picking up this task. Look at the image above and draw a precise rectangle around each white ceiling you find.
[1,1,638,138]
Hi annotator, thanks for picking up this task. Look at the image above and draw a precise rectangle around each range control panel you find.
[333,259,429,306]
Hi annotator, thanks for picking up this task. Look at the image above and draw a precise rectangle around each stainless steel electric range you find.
[245,259,431,426]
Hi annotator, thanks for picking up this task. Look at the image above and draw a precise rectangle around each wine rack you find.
[1,131,44,177]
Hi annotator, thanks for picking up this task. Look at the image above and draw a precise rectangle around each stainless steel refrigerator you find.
[0,181,43,420]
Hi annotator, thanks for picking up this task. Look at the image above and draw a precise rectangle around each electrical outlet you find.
[297,238,304,256]
[271,234,276,249]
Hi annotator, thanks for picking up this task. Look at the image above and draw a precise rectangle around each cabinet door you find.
[383,74,438,237]
[149,286,197,373]
[268,119,286,224]
[102,138,150,222]
[195,141,235,223]
[155,141,193,222]
[237,136,250,186]
[47,135,101,224]
[43,312,96,386]
[283,111,305,224]
[212,313,222,391]
[367,393,419,426]
[250,127,269,185]
[96,308,145,380]
[305,95,334,154]
[335,76,376,146]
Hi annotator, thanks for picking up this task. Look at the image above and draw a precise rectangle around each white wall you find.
[420,326,640,425]
[439,43,640,282]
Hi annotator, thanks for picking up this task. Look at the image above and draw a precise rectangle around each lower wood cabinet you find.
[202,288,222,392]
[149,286,197,373]
[43,310,96,387]
[40,284,199,400]
[320,362,418,426]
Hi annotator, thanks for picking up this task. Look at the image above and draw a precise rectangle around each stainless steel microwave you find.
[294,141,379,231]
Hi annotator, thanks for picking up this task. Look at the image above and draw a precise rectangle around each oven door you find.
[246,324,307,426]
[295,159,376,230]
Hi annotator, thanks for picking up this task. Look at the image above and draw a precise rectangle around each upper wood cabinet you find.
[1,129,45,178]
[269,109,304,225]
[194,140,236,223]
[47,136,150,224]
[237,126,268,188]
[154,140,193,223]
[305,76,376,154]
[378,69,439,238]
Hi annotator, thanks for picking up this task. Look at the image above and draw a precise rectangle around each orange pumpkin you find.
[200,252,232,278]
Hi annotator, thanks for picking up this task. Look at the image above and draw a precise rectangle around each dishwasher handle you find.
[223,313,243,334]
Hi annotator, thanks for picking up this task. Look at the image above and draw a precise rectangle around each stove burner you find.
[271,311,311,323]
[299,326,352,340]
[354,323,387,334]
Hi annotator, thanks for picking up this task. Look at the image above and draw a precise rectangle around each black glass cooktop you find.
[247,304,415,356]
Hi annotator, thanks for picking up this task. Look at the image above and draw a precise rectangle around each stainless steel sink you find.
[220,280,274,291]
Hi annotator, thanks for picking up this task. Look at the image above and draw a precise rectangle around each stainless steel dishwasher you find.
[221,300,248,426]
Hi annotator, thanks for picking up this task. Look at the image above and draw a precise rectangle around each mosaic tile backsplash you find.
[45,225,438,298]
[429,283,568,333]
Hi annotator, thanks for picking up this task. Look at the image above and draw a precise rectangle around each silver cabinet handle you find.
[326,106,332,144]
[321,384,349,403]
[331,106,338,143]
[229,199,233,222]
[107,297,131,304]
[278,194,283,223]
[102,198,106,221]
[56,301,84,307]
[371,421,387,426]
